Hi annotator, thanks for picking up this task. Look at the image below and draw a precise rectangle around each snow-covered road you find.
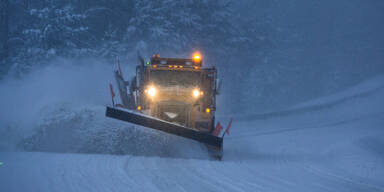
[1,77,384,192]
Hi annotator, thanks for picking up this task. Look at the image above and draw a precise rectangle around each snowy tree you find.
[11,4,89,73]
[6,0,253,76]
[0,0,9,77]
[127,0,242,54]
[26,5,88,54]
[0,0,8,60]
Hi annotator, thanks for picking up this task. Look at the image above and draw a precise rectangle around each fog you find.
[225,0,384,113]
[0,59,113,150]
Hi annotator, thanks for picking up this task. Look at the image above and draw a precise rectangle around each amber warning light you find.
[193,53,202,62]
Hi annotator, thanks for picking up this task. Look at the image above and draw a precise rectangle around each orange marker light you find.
[194,66,199,70]
[137,105,142,111]
[205,108,210,113]
[153,65,157,68]
[174,65,177,68]
[168,65,172,68]
[193,52,202,62]
[193,54,201,61]
[179,66,183,68]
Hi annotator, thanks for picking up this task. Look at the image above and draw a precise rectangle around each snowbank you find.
[1,67,383,192]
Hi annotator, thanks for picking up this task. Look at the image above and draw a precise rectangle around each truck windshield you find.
[149,70,201,87]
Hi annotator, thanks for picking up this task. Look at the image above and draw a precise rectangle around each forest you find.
[0,0,383,113]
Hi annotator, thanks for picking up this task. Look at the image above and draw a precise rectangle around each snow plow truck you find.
[105,53,231,160]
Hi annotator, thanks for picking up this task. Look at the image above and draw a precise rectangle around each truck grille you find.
[157,101,190,126]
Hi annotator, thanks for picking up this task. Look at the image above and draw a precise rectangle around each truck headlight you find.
[146,86,157,97]
[192,88,203,98]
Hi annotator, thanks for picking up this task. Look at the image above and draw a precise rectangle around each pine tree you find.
[0,0,8,60]
[13,4,89,73]
[127,0,240,54]
[0,0,9,78]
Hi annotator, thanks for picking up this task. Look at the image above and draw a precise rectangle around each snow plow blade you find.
[105,106,223,148]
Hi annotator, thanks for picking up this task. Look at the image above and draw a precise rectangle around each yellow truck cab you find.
[135,54,218,133]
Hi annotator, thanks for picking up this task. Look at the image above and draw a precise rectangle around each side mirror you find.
[216,79,222,95]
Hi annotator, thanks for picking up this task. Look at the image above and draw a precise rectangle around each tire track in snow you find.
[303,162,384,192]
[228,112,384,140]
[233,85,384,121]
